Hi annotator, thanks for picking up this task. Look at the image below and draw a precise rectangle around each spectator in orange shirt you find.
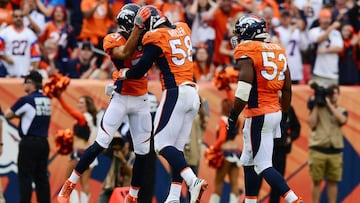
[0,0,12,31]
[39,5,79,67]
[209,0,248,66]
[219,12,244,66]
[154,0,186,23]
[193,43,215,82]
[339,24,359,85]
[79,0,113,71]
[78,0,113,48]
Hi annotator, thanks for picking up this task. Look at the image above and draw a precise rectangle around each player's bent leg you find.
[243,165,262,201]
[58,142,104,203]
[130,116,152,155]
[137,150,156,203]
[159,146,208,203]
[128,153,148,200]
[260,167,300,203]
[96,92,128,147]
[159,146,188,179]
[74,142,104,174]
[128,111,152,200]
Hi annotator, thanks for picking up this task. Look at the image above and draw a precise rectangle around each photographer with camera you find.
[307,84,348,203]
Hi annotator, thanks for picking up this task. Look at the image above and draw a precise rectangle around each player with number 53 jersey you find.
[234,40,288,118]
[226,14,303,203]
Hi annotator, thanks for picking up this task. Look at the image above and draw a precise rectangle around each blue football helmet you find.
[233,14,268,41]
[116,3,140,34]
[142,5,167,31]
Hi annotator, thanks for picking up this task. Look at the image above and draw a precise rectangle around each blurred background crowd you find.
[0,0,358,202]
[1,0,360,86]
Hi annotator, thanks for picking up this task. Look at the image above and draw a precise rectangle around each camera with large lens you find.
[310,82,334,107]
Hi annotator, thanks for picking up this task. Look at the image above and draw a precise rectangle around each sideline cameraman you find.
[307,84,348,203]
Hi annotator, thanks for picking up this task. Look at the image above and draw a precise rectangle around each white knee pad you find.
[133,141,150,155]
[95,130,113,148]
[131,120,152,155]
[89,157,99,168]
[254,161,272,174]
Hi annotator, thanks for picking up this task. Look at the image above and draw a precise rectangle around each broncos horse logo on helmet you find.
[140,5,169,31]
[116,3,140,34]
[233,14,269,43]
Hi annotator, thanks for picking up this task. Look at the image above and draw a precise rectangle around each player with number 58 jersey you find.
[121,5,208,203]
[125,20,194,90]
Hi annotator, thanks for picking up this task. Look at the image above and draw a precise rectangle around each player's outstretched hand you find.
[134,7,151,29]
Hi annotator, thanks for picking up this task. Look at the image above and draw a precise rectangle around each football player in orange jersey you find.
[226,14,303,203]
[57,4,155,203]
[118,5,208,203]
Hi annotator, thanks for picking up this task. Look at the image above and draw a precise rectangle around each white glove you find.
[118,68,129,80]
[105,84,117,96]
[134,7,151,29]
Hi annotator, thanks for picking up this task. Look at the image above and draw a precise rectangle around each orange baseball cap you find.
[319,8,332,18]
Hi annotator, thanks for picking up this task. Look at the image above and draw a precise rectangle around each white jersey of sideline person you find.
[0,25,40,77]
[275,26,308,82]
[308,27,343,80]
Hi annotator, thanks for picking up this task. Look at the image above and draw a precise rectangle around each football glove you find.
[105,83,117,96]
[134,7,151,29]
[117,68,129,80]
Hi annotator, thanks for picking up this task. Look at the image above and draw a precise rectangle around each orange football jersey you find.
[103,32,148,96]
[142,22,193,90]
[234,40,288,117]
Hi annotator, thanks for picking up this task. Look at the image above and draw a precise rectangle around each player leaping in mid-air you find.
[57,4,155,203]
[117,5,208,203]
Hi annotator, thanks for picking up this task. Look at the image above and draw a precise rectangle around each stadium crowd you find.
[0,0,356,203]
[0,0,360,85]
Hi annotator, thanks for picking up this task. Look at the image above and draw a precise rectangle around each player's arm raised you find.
[111,27,143,60]
[112,7,151,60]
